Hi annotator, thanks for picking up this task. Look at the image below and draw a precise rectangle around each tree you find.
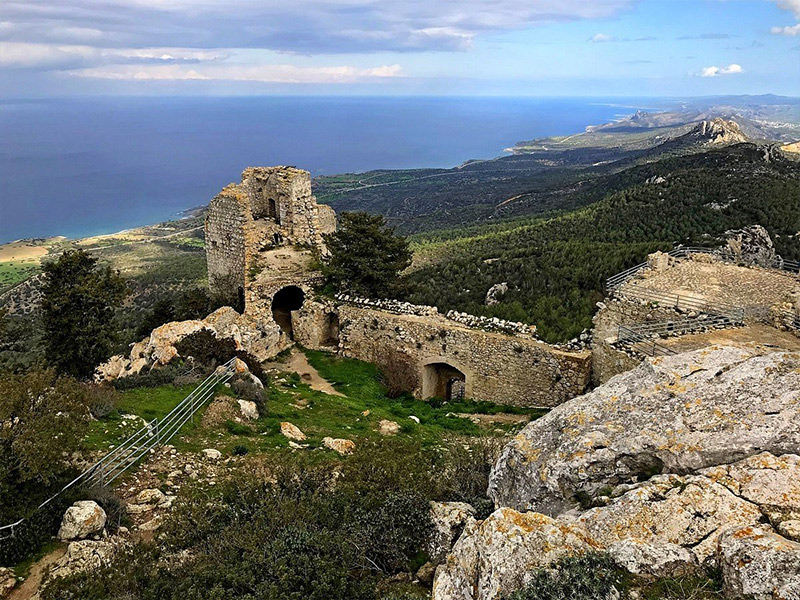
[41,250,128,378]
[0,370,90,520]
[322,212,412,298]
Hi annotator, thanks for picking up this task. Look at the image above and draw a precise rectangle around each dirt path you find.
[267,349,345,397]
[9,546,65,600]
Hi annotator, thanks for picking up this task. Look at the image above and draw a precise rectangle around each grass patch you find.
[0,260,40,291]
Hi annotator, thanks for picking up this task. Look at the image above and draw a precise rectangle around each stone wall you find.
[294,302,591,407]
[591,297,683,384]
[205,167,335,308]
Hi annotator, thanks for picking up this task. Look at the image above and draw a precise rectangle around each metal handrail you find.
[605,247,799,292]
[0,358,237,540]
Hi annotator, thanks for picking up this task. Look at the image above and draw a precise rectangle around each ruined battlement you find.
[205,166,335,308]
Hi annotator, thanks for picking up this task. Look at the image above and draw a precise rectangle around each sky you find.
[0,0,798,97]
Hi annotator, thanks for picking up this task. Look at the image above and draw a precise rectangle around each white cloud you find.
[771,23,800,35]
[590,33,613,42]
[771,0,800,19]
[698,63,744,77]
[69,63,403,83]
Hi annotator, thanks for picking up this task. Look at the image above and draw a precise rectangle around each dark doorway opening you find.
[271,286,305,339]
[323,312,340,346]
[236,286,246,314]
[422,362,466,401]
[268,198,280,224]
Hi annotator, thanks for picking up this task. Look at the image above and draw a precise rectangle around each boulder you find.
[49,540,118,579]
[489,346,800,515]
[718,526,800,599]
[202,448,222,460]
[431,508,598,600]
[280,421,306,441]
[0,568,15,598]
[237,399,259,421]
[136,488,166,506]
[484,282,508,306]
[608,539,697,578]
[778,520,800,542]
[576,474,762,562]
[322,437,355,455]
[719,224,779,268]
[58,501,107,541]
[426,501,476,565]
[378,419,400,436]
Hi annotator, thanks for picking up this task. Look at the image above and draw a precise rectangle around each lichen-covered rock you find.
[49,540,119,579]
[426,501,476,564]
[718,526,800,599]
[202,448,222,460]
[608,539,697,578]
[719,224,778,268]
[0,567,15,598]
[484,282,508,306]
[58,501,107,541]
[136,488,166,506]
[701,452,800,525]
[489,346,800,515]
[576,474,762,562]
[378,419,400,436]
[431,508,598,600]
[322,437,355,455]
[237,399,259,421]
[280,421,306,441]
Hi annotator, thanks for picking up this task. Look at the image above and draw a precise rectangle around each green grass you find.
[0,261,40,291]
[85,349,545,460]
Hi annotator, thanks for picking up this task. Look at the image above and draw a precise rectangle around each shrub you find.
[112,362,196,390]
[174,329,238,370]
[504,553,622,600]
[232,444,250,456]
[378,350,419,399]
[434,437,505,519]
[81,383,121,419]
[85,485,129,533]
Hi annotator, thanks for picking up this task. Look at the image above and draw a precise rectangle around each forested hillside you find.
[397,144,800,342]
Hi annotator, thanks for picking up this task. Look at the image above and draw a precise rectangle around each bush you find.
[174,330,237,370]
[85,486,128,534]
[504,553,622,600]
[434,437,505,519]
[378,350,419,399]
[232,444,249,456]
[43,439,435,600]
[81,383,121,419]
[112,362,197,390]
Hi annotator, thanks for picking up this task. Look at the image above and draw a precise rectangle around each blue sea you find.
[0,96,656,243]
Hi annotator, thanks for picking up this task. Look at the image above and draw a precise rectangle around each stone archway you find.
[271,285,305,339]
[422,360,468,401]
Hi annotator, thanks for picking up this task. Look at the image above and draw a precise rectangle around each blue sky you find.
[0,0,798,97]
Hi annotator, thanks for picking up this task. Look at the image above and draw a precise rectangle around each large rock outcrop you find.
[58,501,107,541]
[96,306,281,381]
[489,346,800,515]
[719,224,780,268]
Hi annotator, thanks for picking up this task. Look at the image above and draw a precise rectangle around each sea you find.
[0,96,657,243]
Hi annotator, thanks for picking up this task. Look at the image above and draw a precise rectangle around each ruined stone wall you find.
[311,304,591,407]
[205,186,252,307]
[205,166,336,309]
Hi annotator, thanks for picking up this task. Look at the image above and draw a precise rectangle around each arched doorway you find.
[271,286,305,339]
[422,362,467,401]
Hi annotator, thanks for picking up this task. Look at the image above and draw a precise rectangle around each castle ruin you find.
[202,166,592,407]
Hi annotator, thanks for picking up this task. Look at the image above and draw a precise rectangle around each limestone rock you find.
[202,448,222,460]
[718,526,800,599]
[416,561,437,586]
[608,539,697,578]
[138,515,163,532]
[576,474,762,562]
[378,419,400,436]
[136,488,166,505]
[280,421,306,441]
[0,568,15,598]
[58,501,107,541]
[719,224,779,268]
[489,346,800,515]
[426,501,476,565]
[701,452,800,524]
[322,437,355,455]
[431,508,597,600]
[484,282,508,306]
[237,399,259,421]
[778,520,800,542]
[49,539,118,579]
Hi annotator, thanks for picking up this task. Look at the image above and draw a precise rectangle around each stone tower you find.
[205,166,336,308]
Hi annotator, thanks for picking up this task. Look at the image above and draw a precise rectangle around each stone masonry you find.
[205,166,335,308]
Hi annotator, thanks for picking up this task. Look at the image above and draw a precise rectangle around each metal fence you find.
[605,247,800,292]
[0,358,237,540]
